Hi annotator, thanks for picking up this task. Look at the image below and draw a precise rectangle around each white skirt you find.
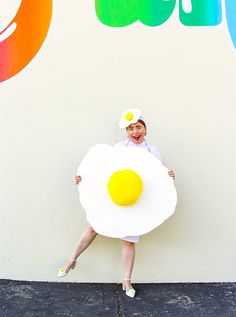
[121,235,140,243]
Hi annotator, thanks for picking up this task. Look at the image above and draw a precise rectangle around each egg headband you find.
[119,108,143,128]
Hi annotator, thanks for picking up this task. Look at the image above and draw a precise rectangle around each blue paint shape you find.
[225,0,236,48]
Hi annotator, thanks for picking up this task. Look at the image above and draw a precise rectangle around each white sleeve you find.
[149,145,162,162]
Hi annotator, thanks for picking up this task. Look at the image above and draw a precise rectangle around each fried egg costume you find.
[77,109,177,239]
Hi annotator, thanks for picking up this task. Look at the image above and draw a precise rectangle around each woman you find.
[58,109,175,298]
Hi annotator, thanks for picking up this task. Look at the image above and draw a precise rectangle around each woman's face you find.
[126,121,146,144]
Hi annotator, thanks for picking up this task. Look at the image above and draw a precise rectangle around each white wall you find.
[0,0,235,282]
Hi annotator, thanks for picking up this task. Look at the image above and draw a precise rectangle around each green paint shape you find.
[140,0,176,26]
[95,0,176,27]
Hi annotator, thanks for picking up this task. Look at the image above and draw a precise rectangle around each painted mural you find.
[95,0,235,48]
[0,0,52,82]
[0,0,235,83]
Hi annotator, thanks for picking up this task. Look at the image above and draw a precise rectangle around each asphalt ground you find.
[0,280,235,317]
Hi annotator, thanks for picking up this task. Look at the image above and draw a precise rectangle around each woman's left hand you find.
[168,169,175,180]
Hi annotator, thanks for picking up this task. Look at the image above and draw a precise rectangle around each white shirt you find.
[114,139,162,162]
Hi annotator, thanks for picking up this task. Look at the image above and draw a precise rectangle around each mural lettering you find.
[0,0,52,83]
[0,0,235,83]
[95,0,236,48]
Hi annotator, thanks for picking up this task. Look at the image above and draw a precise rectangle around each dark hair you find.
[126,119,146,130]
[138,119,146,129]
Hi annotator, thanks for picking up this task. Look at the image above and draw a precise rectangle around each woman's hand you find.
[75,175,82,185]
[168,169,175,180]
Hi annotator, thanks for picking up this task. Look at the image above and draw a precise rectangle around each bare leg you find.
[122,241,135,290]
[63,225,98,272]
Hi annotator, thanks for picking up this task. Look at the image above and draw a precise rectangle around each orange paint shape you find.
[0,0,52,82]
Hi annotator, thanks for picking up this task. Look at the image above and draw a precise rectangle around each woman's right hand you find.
[75,175,82,185]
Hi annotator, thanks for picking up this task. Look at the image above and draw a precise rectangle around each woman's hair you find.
[126,119,146,130]
[138,119,146,129]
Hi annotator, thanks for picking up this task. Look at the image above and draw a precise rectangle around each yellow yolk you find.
[125,112,134,121]
[107,169,143,206]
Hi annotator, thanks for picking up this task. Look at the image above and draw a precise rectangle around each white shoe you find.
[58,268,67,278]
[122,278,136,298]
[58,259,76,278]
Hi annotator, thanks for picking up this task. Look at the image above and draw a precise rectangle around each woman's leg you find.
[122,240,135,289]
[63,225,98,272]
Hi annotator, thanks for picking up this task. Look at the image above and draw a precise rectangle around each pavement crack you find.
[114,284,124,317]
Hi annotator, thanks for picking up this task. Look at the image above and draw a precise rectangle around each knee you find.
[123,241,135,248]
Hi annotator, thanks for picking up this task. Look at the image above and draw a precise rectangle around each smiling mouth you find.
[133,136,141,142]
